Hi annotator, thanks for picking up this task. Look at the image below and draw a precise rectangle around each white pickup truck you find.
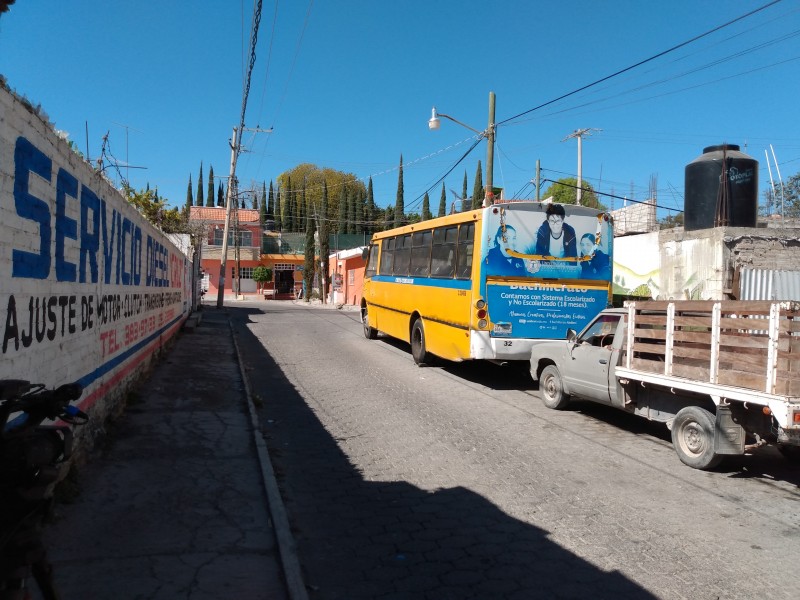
[529,301,800,469]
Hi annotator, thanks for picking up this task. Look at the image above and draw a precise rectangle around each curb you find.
[230,318,310,600]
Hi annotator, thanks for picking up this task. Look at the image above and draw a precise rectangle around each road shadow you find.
[230,307,656,599]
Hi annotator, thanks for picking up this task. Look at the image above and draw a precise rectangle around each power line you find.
[496,0,783,127]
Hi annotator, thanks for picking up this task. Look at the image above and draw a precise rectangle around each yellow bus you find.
[361,201,614,365]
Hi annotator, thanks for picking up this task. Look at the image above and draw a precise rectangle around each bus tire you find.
[671,406,723,470]
[539,365,569,410]
[362,305,378,340]
[411,319,432,366]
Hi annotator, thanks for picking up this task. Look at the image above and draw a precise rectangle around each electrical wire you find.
[496,0,783,128]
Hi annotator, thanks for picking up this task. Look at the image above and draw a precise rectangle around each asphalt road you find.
[231,301,800,600]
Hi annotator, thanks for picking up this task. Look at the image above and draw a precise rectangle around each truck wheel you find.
[362,305,378,340]
[778,444,800,464]
[411,319,432,366]
[539,365,569,410]
[671,407,723,470]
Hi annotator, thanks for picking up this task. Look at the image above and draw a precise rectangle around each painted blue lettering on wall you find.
[56,168,79,282]
[11,136,170,288]
[13,137,52,279]
[80,186,100,283]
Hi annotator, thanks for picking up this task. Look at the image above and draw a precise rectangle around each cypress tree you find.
[206,165,214,207]
[260,182,268,227]
[295,181,305,233]
[267,181,275,221]
[284,177,294,232]
[347,189,357,235]
[186,174,193,213]
[217,181,224,206]
[472,161,483,209]
[462,170,469,212]
[197,162,204,206]
[384,205,394,231]
[274,186,283,231]
[337,185,347,234]
[439,182,447,216]
[303,194,315,301]
[365,177,376,235]
[394,154,404,228]
[422,192,431,221]
[320,181,330,301]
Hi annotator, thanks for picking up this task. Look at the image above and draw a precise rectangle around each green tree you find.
[472,161,483,209]
[276,164,366,230]
[763,171,800,218]
[658,212,684,230]
[539,177,606,210]
[206,165,214,207]
[295,181,305,233]
[252,265,272,293]
[124,184,184,233]
[217,181,224,206]
[422,192,432,221]
[384,205,394,231]
[186,174,193,211]
[394,154,404,228]
[197,162,204,207]
[438,182,446,217]
[462,170,469,212]
[320,181,330,301]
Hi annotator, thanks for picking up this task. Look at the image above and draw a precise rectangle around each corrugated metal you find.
[739,268,800,301]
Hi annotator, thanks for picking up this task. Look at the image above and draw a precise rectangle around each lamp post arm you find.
[436,112,485,136]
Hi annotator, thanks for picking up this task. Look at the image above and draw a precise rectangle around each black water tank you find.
[684,144,758,231]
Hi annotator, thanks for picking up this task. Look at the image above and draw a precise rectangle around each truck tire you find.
[671,406,723,470]
[778,444,800,464]
[411,319,432,366]
[539,365,570,410]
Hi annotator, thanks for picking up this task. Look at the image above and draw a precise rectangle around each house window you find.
[213,229,253,247]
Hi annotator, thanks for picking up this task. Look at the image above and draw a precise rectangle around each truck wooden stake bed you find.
[529,300,800,469]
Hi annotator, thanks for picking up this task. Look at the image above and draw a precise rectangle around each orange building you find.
[328,247,367,307]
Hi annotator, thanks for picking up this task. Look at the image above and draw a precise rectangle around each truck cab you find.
[530,308,627,409]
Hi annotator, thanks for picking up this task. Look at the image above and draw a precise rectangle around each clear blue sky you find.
[2,0,799,220]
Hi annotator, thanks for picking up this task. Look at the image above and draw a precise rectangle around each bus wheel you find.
[411,319,432,366]
[671,407,723,470]
[539,365,569,410]
[362,305,378,340]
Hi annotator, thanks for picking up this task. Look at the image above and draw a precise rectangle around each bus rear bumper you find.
[470,331,536,361]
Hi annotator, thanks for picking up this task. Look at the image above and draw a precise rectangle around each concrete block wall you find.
[0,84,190,454]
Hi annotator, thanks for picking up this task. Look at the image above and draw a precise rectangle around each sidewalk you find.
[37,308,304,600]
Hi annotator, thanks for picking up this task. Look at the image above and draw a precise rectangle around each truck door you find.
[565,314,623,404]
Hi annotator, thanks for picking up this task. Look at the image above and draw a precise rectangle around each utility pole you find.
[217,127,239,309]
[484,91,496,206]
[535,159,541,201]
[216,126,272,308]
[563,128,600,206]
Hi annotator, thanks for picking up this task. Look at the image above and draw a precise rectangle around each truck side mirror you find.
[566,328,577,342]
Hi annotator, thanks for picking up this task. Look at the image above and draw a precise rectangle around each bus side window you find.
[431,226,456,278]
[456,223,474,279]
[365,244,379,278]
[379,237,395,275]
[393,234,412,277]
[410,231,432,277]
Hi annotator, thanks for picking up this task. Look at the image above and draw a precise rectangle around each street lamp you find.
[428,91,496,206]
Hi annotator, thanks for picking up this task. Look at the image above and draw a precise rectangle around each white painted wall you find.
[0,85,190,448]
